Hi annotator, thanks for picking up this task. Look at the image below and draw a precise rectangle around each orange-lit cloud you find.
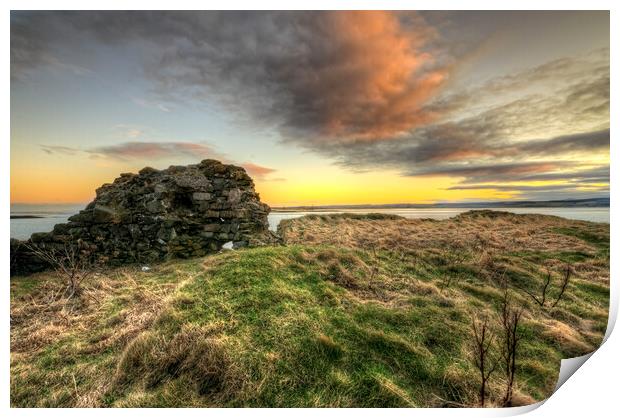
[241,162,277,180]
[38,140,278,182]
[301,11,446,140]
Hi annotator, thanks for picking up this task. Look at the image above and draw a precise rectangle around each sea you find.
[10,204,610,241]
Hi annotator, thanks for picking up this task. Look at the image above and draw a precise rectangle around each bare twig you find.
[514,264,572,309]
[498,284,523,407]
[471,314,498,407]
[512,267,551,307]
[551,264,571,308]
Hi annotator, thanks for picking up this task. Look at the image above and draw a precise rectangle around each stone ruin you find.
[10,159,273,276]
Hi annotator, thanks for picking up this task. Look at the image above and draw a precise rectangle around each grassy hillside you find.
[10,211,609,407]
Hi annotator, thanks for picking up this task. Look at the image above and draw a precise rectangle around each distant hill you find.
[272,197,609,211]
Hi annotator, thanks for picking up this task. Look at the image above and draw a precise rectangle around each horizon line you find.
[10,196,610,208]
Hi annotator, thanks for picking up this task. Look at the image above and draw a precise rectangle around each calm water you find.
[10,204,610,240]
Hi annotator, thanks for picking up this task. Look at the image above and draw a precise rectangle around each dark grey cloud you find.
[448,184,577,192]
[448,183,609,201]
[452,186,609,201]
[323,127,608,177]
[463,165,610,185]
[423,47,609,118]
[442,163,610,199]
[412,161,568,178]
[12,11,448,141]
[512,129,609,157]
[448,184,599,192]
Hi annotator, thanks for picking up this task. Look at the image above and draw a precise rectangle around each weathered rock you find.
[10,159,271,276]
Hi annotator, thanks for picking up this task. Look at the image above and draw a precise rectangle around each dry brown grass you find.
[11,268,180,357]
[279,211,604,255]
[114,324,239,400]
[279,211,610,293]
[540,319,594,356]
[10,263,195,407]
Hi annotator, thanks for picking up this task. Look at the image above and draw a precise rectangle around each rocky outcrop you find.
[11,159,272,276]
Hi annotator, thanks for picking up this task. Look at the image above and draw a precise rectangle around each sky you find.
[10,11,610,206]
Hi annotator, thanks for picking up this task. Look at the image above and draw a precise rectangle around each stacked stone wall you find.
[10,159,271,275]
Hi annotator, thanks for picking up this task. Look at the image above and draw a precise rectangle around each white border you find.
[2,1,617,417]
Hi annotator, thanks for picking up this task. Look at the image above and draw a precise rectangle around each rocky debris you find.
[11,159,271,276]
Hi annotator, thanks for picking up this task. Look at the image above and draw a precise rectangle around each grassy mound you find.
[11,211,609,407]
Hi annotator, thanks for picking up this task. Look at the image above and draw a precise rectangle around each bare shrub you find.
[514,264,572,308]
[521,267,552,307]
[551,264,572,308]
[470,313,498,407]
[498,285,523,406]
[25,240,98,299]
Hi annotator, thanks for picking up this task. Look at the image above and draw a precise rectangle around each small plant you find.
[25,240,98,299]
[471,313,498,407]
[498,284,523,406]
[515,263,572,308]
[551,264,572,308]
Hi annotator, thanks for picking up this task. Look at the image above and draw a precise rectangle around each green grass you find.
[98,246,473,407]
[10,213,609,407]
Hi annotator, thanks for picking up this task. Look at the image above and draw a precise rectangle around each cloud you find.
[12,11,448,141]
[114,124,146,139]
[448,184,589,192]
[40,145,79,155]
[14,11,609,200]
[447,183,609,201]
[413,161,569,179]
[40,141,221,161]
[145,11,449,141]
[89,141,217,160]
[11,12,92,80]
[463,165,610,185]
[240,162,276,180]
[132,97,170,112]
[40,140,278,180]
[507,129,609,157]
[442,164,610,199]
[307,50,609,200]
[339,128,609,171]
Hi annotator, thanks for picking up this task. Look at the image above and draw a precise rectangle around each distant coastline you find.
[271,197,610,212]
[10,215,44,219]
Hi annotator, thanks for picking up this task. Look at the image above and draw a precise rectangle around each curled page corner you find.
[553,287,617,393]
[555,352,594,391]
[494,400,546,416]
[493,351,600,416]
[501,293,617,414]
